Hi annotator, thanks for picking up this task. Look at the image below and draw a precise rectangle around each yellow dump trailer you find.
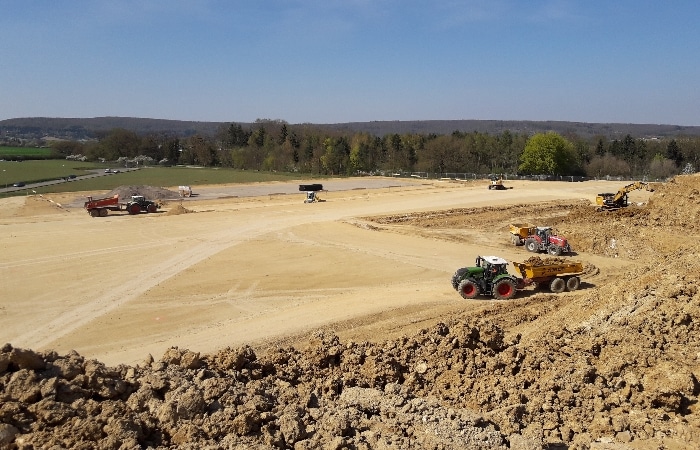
[509,223,536,245]
[511,259,584,293]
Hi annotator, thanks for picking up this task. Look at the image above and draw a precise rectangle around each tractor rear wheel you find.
[566,276,580,291]
[493,279,516,300]
[525,238,539,253]
[458,279,480,299]
[549,277,566,293]
[128,204,141,215]
[547,245,563,256]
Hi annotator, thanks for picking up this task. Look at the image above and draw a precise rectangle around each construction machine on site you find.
[595,181,654,211]
[509,224,571,256]
[299,184,324,203]
[488,175,508,190]
[451,256,584,300]
[84,194,160,217]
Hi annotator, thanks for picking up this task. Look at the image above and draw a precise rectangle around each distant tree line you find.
[48,120,700,179]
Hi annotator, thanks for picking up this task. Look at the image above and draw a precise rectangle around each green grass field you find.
[0,146,53,158]
[0,160,320,197]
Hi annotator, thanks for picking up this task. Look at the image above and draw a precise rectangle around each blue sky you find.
[1,0,698,125]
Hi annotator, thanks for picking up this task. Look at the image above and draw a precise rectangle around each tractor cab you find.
[475,255,509,279]
[535,226,552,241]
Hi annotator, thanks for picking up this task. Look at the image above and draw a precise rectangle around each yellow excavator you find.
[595,181,654,211]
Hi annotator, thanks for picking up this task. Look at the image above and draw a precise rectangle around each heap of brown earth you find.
[1,175,699,449]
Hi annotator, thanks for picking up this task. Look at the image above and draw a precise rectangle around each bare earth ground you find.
[0,176,698,449]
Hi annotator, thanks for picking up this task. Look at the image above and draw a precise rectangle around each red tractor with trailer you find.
[84,194,160,217]
[509,223,571,256]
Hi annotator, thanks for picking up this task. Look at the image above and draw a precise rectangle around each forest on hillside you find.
[8,121,700,178]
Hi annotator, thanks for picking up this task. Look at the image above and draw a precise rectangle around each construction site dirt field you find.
[0,176,698,449]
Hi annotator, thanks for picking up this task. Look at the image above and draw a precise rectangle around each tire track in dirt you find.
[12,221,272,350]
[13,198,413,350]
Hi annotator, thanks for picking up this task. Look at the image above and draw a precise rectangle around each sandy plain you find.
[0,177,644,368]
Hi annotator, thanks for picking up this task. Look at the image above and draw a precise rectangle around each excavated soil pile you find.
[104,185,182,202]
[6,195,71,217]
[164,204,194,216]
[2,175,700,449]
[521,256,568,266]
[557,176,697,259]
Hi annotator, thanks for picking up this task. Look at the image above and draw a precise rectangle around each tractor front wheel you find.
[493,279,517,300]
[147,203,158,213]
[451,269,469,290]
[525,238,539,253]
[547,245,563,256]
[458,279,480,299]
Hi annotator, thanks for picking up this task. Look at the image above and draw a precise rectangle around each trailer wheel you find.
[547,245,563,256]
[89,209,100,217]
[525,238,538,253]
[128,204,141,215]
[511,234,523,246]
[549,277,566,293]
[458,279,480,299]
[147,203,158,213]
[451,269,469,290]
[493,279,516,300]
[566,276,580,291]
[99,209,109,217]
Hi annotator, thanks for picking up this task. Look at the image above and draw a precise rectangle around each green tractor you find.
[451,256,520,300]
[125,195,160,215]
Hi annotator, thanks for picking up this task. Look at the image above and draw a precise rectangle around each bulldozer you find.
[595,181,654,211]
[488,175,508,190]
[299,184,324,203]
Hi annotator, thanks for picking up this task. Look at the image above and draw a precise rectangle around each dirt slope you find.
[0,176,699,449]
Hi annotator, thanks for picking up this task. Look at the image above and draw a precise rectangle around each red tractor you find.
[509,224,571,256]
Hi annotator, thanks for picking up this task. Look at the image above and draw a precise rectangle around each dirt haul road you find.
[1,178,641,366]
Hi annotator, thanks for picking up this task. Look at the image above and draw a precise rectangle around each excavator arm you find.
[612,181,654,203]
